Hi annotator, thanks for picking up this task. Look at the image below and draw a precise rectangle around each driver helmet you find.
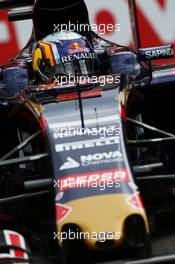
[32,31,98,84]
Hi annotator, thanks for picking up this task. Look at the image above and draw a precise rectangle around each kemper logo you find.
[60,157,80,170]
[54,168,129,191]
[55,136,119,152]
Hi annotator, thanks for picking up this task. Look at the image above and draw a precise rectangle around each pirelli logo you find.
[55,136,119,152]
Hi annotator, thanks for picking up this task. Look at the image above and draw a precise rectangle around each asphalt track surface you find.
[95,211,175,264]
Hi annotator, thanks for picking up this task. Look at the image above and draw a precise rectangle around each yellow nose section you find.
[56,194,149,249]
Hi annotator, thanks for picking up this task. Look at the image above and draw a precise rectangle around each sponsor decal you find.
[127,192,144,209]
[55,191,64,201]
[55,191,72,223]
[61,52,96,63]
[56,203,72,223]
[55,136,119,152]
[54,168,129,191]
[138,45,174,61]
[81,150,123,166]
[60,157,80,170]
[59,151,123,170]
[68,42,90,54]
[145,47,173,60]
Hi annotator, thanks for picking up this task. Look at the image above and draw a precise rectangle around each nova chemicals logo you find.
[60,157,80,170]
[59,151,123,171]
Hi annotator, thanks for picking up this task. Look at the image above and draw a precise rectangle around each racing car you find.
[0,0,175,263]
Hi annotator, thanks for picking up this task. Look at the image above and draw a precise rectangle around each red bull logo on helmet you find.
[68,42,90,54]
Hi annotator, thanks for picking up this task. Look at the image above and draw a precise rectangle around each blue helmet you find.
[32,31,98,83]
